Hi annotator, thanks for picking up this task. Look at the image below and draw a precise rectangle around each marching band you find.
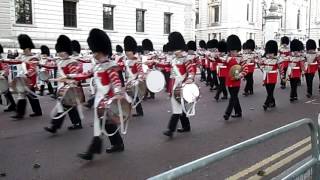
[0,29,320,161]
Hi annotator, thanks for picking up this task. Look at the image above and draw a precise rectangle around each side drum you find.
[57,85,85,106]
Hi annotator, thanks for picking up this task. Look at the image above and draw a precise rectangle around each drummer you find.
[113,45,126,87]
[206,39,219,91]
[304,39,318,98]
[124,36,144,117]
[242,39,257,96]
[38,45,55,96]
[5,34,42,119]
[163,32,196,138]
[0,44,16,112]
[78,28,125,160]
[44,35,87,133]
[142,39,156,99]
[197,40,207,82]
[156,44,171,93]
[214,40,228,101]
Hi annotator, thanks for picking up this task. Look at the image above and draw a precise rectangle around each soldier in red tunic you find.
[163,32,196,138]
[142,39,156,99]
[198,40,207,82]
[304,39,318,98]
[258,40,279,110]
[206,39,219,91]
[10,34,42,119]
[215,40,228,101]
[114,45,126,87]
[242,39,257,96]
[0,44,16,112]
[38,45,55,96]
[287,39,304,102]
[78,29,125,160]
[44,35,85,133]
[223,35,248,121]
[279,36,291,89]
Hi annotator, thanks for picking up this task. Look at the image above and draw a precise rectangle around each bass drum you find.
[173,83,200,104]
[0,76,8,94]
[57,84,85,106]
[125,79,147,101]
[146,70,165,93]
[97,95,131,125]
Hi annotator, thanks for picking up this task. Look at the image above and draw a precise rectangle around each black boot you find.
[39,85,45,96]
[78,137,102,160]
[11,99,27,119]
[106,144,124,153]
[47,82,54,95]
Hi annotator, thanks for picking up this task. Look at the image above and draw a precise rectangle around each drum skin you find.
[146,70,165,93]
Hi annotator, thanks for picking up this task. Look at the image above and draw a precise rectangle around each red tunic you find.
[225,56,248,87]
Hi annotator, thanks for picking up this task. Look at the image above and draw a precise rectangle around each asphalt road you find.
[0,72,319,180]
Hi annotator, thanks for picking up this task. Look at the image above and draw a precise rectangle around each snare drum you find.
[57,84,85,106]
[146,70,165,93]
[125,79,147,101]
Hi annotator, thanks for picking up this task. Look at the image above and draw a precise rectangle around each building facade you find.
[195,0,320,47]
[0,0,195,51]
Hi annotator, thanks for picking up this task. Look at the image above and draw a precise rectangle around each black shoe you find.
[206,82,209,86]
[263,105,268,111]
[223,114,229,121]
[132,114,143,117]
[4,107,16,112]
[221,96,228,100]
[231,114,242,118]
[11,115,23,120]
[30,113,42,117]
[210,87,214,91]
[77,153,93,160]
[306,94,312,98]
[68,124,83,130]
[290,98,295,102]
[177,128,191,133]
[163,130,173,138]
[270,103,276,108]
[44,127,57,134]
[249,91,254,95]
[106,144,124,153]
[242,92,249,96]
[214,96,219,102]
[294,97,298,100]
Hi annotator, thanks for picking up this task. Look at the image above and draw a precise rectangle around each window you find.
[209,5,220,25]
[297,9,300,29]
[164,13,172,34]
[209,33,221,40]
[103,5,114,30]
[63,1,77,27]
[195,9,199,25]
[15,0,32,24]
[136,9,145,32]
[247,3,250,21]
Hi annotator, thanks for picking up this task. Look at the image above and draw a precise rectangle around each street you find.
[0,72,318,180]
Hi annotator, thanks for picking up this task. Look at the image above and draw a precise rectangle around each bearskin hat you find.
[55,35,72,55]
[242,42,247,50]
[281,36,290,45]
[168,31,186,51]
[207,39,219,49]
[199,40,207,49]
[299,40,304,51]
[163,44,168,52]
[136,45,143,54]
[306,39,316,51]
[0,44,3,54]
[218,40,227,54]
[265,40,278,56]
[18,34,35,50]
[142,39,154,51]
[187,41,196,51]
[290,39,302,52]
[227,35,241,52]
[124,36,137,53]
[71,40,81,54]
[40,45,50,56]
[87,28,112,57]
[246,39,255,51]
[116,45,123,53]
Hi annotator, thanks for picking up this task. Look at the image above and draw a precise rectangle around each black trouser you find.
[305,73,314,95]
[244,73,254,93]
[87,123,123,154]
[135,98,144,115]
[118,70,125,87]
[290,78,299,99]
[3,90,16,109]
[16,87,42,117]
[39,81,54,94]
[200,67,206,81]
[215,77,227,99]
[210,70,219,88]
[167,112,190,132]
[51,105,81,130]
[86,95,95,108]
[264,84,275,106]
[161,70,171,92]
[206,68,212,85]
[225,87,242,116]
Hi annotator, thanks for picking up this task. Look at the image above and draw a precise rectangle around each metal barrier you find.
[148,118,320,180]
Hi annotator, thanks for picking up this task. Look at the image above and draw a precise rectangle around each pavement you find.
[0,72,319,180]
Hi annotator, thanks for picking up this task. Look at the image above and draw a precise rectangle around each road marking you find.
[247,144,311,180]
[227,137,310,180]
